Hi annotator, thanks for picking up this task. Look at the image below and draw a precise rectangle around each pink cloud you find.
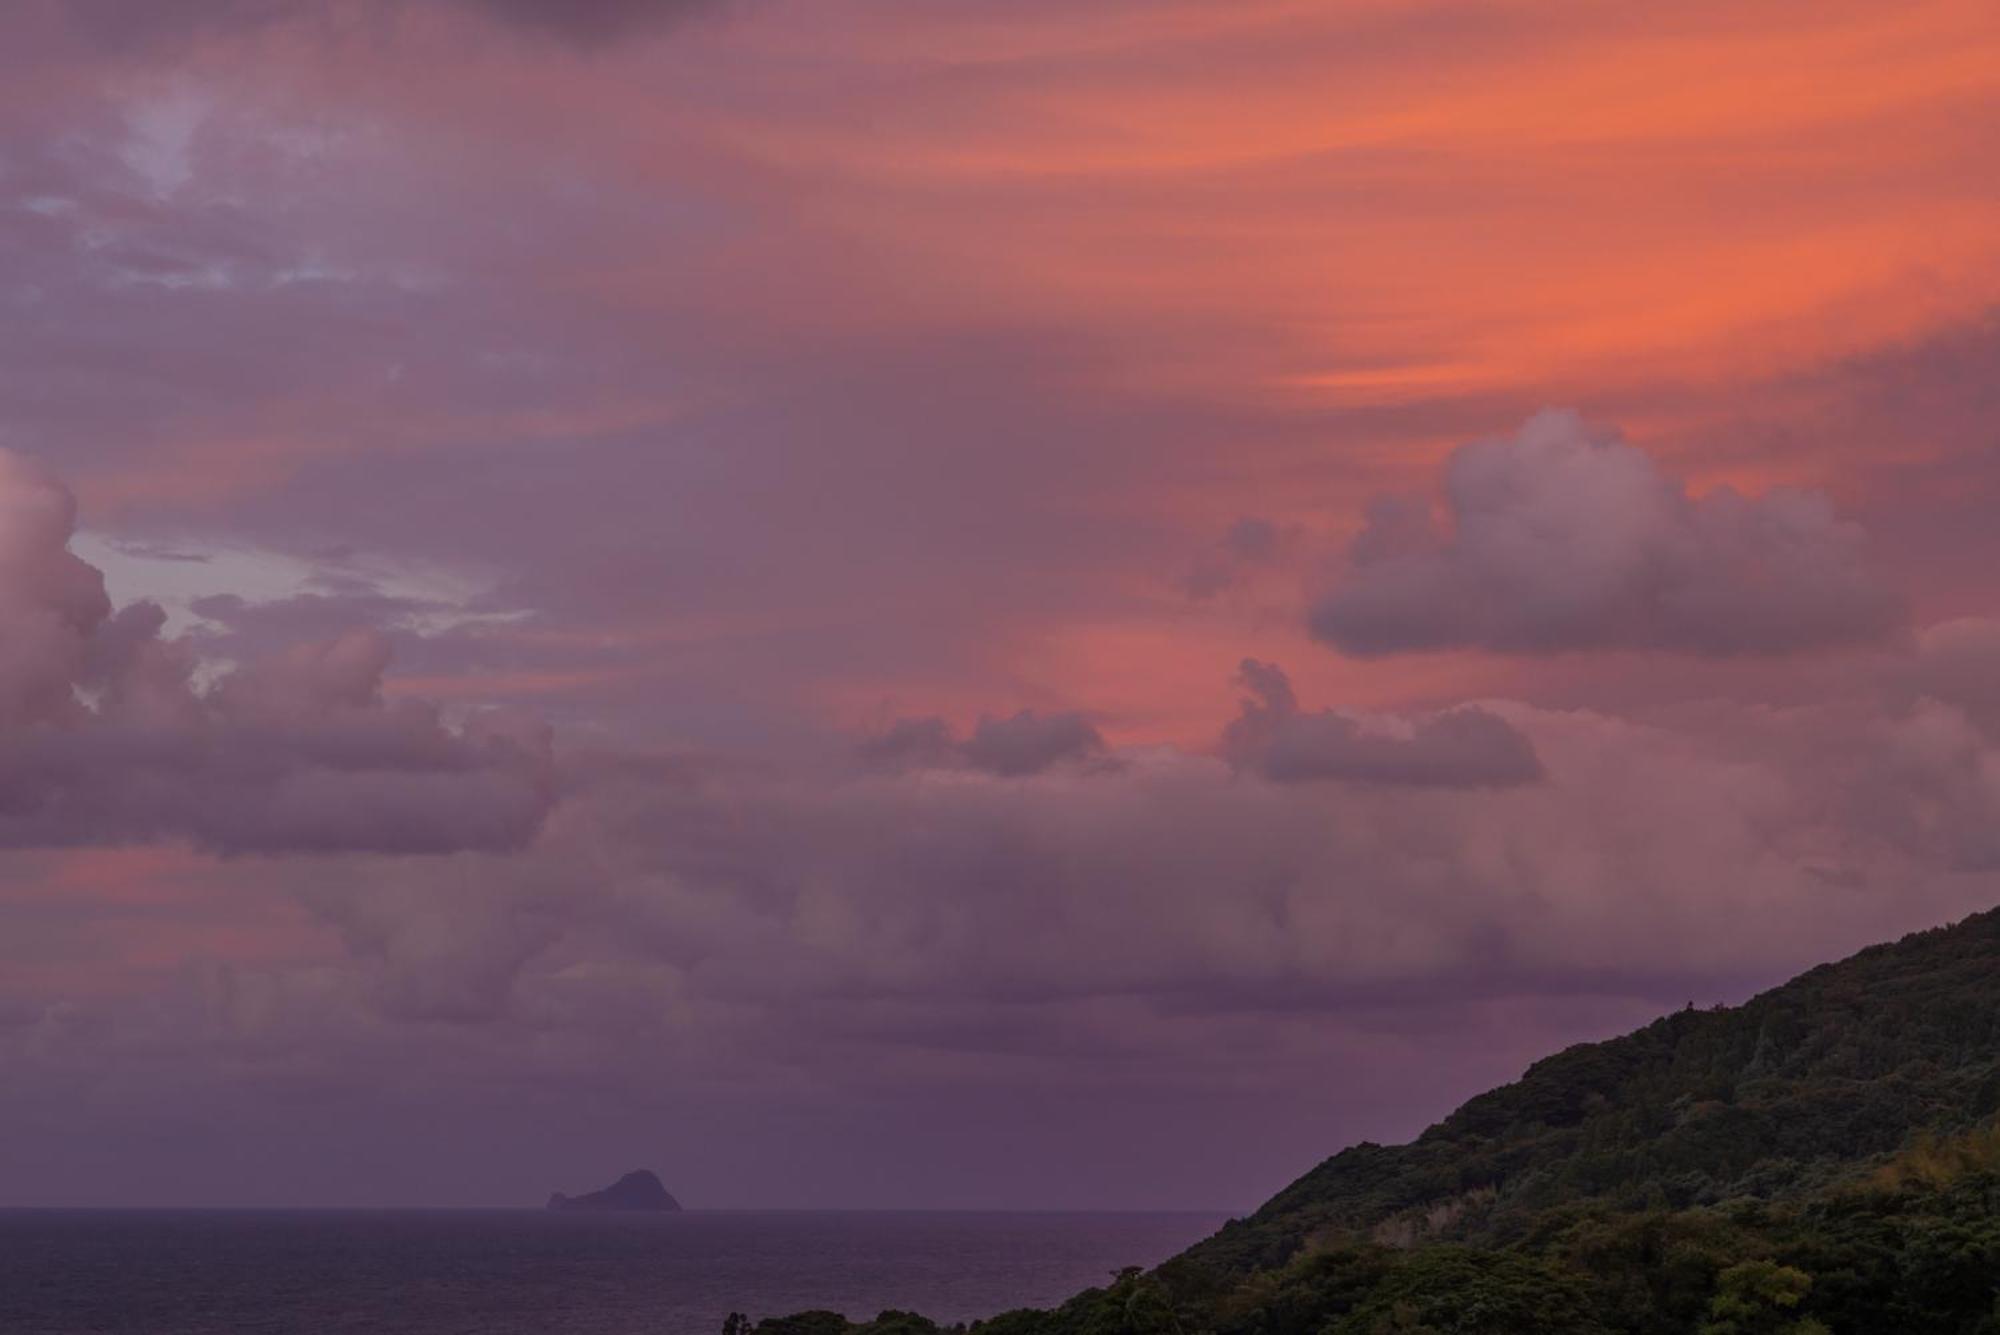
[1313,410,1907,657]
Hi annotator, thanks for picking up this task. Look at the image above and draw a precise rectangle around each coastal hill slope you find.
[752,908,2000,1334]
[1191,905,2000,1272]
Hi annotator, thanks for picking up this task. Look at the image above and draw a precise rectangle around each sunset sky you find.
[4,0,2000,1209]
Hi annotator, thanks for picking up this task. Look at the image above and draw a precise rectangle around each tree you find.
[1698,1261,1824,1335]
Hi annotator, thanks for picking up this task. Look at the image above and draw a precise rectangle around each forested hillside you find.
[747,909,2000,1334]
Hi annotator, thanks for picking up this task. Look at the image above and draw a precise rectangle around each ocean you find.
[0,1209,1232,1335]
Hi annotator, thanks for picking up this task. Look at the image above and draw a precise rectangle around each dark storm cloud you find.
[1312,410,1907,658]
[1220,660,1543,788]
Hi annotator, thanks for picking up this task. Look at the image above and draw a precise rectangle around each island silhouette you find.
[545,1169,681,1212]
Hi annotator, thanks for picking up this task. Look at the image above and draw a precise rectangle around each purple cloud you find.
[1221,660,1542,788]
[963,711,1107,777]
[0,451,552,855]
[1312,410,1907,657]
[863,710,1106,777]
[1181,516,1291,600]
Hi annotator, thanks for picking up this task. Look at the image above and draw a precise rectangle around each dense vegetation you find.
[737,908,2000,1334]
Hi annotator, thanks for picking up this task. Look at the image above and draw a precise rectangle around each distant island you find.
[745,906,2000,1333]
[545,1169,681,1212]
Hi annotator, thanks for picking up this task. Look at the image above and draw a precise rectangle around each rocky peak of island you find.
[545,1169,681,1212]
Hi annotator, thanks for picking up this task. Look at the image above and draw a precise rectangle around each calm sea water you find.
[0,1209,1231,1335]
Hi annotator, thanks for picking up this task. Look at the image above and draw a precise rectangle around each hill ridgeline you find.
[748,907,2000,1334]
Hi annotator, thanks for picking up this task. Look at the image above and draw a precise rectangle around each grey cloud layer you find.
[1313,410,1906,657]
